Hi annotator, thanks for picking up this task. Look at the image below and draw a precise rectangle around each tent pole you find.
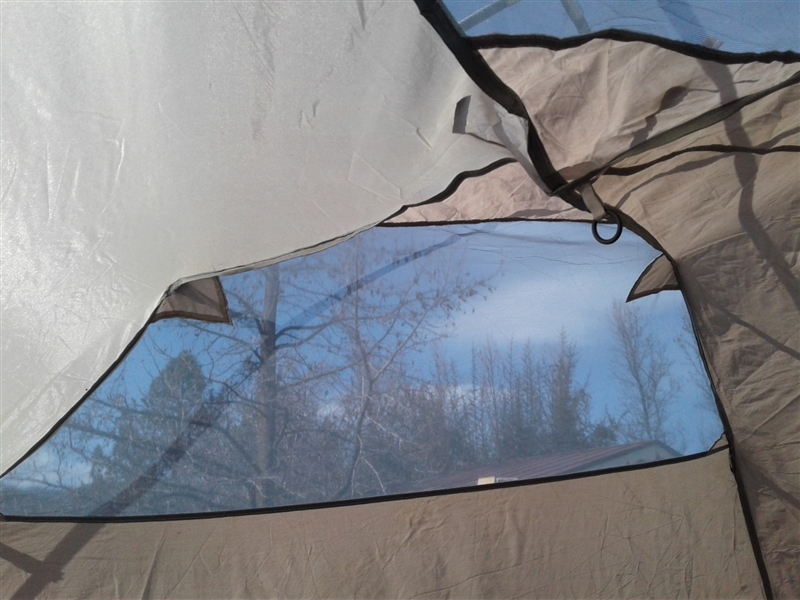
[458,0,520,32]
[459,0,591,35]
[560,0,591,34]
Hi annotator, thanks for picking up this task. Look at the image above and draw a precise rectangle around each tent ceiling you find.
[0,1,525,475]
[1,0,798,597]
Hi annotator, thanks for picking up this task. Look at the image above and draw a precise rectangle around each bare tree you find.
[495,341,548,461]
[610,300,679,444]
[2,230,494,515]
[676,314,722,449]
[442,332,614,465]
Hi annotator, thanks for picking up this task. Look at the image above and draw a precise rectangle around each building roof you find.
[401,441,680,493]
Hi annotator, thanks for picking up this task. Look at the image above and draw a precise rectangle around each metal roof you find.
[401,441,680,493]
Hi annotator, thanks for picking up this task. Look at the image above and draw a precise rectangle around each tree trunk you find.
[254,264,280,507]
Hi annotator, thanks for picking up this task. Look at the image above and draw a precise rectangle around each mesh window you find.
[444,0,799,53]
[0,222,723,517]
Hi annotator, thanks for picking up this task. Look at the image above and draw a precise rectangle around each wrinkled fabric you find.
[0,451,763,599]
[152,278,230,325]
[627,254,679,301]
[0,1,524,474]
[404,39,798,597]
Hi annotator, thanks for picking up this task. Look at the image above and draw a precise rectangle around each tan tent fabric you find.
[152,278,230,325]
[627,254,679,301]
[593,93,800,598]
[392,39,798,596]
[0,1,524,474]
[0,450,764,599]
[479,40,797,176]
[388,161,585,224]
[411,41,796,597]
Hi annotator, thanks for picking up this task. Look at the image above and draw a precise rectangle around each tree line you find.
[1,231,692,516]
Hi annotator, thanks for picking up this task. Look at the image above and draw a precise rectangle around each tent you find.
[1,0,797,597]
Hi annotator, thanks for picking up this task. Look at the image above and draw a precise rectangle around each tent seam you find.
[2,446,729,524]
[470,30,800,65]
[412,0,587,212]
[668,254,775,600]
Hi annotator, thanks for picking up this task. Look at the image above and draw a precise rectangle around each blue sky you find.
[2,220,722,497]
[7,0,782,495]
[418,222,721,453]
[443,0,799,53]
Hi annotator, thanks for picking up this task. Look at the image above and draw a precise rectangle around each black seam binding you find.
[606,144,800,177]
[471,30,800,65]
[380,216,594,228]
[413,0,586,212]
[386,157,516,222]
[669,255,775,600]
[2,445,729,524]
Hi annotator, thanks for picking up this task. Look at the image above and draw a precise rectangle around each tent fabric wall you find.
[0,450,764,599]
[595,105,800,598]
[2,1,798,598]
[393,39,797,224]
[0,1,524,475]
[391,38,800,595]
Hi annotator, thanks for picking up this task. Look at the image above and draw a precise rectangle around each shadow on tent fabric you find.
[0,387,231,599]
[1,524,105,600]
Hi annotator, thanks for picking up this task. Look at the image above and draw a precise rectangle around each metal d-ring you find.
[592,209,623,245]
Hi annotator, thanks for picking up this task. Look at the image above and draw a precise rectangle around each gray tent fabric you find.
[0,1,523,474]
[0,450,764,599]
[1,1,798,598]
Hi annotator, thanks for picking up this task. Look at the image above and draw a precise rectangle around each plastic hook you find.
[592,209,623,245]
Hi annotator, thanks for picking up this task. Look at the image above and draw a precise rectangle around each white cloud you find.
[435,222,661,348]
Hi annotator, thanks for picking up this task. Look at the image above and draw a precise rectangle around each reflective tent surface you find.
[1,0,798,598]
